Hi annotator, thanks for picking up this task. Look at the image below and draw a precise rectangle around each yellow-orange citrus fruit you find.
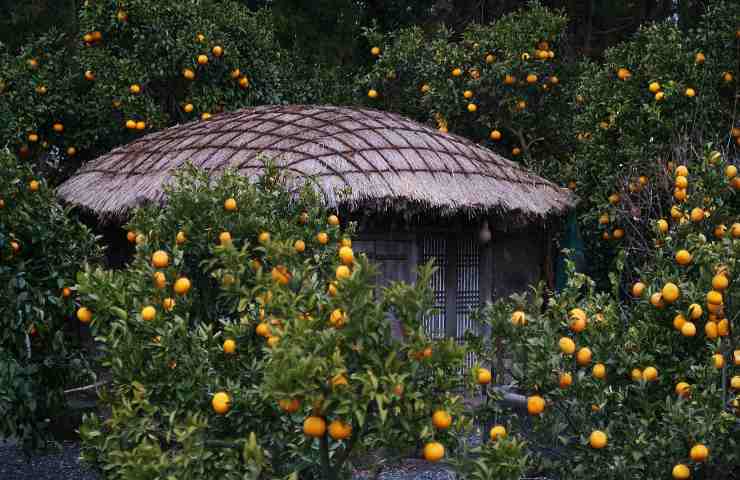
[711,353,724,369]
[224,198,237,211]
[432,410,452,430]
[643,366,658,382]
[317,232,329,244]
[649,81,661,92]
[630,368,643,381]
[173,277,191,295]
[328,420,352,440]
[559,372,573,389]
[589,430,607,449]
[662,283,680,303]
[681,321,696,337]
[592,363,606,379]
[223,339,236,354]
[367,89,378,99]
[256,323,270,337]
[527,395,545,415]
[176,231,187,244]
[489,425,507,441]
[490,129,502,141]
[731,376,740,390]
[675,382,691,398]
[152,250,169,268]
[675,249,692,265]
[576,347,592,366]
[423,442,445,462]
[511,310,527,326]
[707,290,723,305]
[77,307,92,324]
[651,292,665,309]
[559,337,576,355]
[705,321,718,339]
[279,398,300,413]
[339,246,354,265]
[212,392,231,414]
[336,265,351,280]
[712,274,728,291]
[162,297,175,311]
[632,282,645,297]
[690,207,704,222]
[676,165,689,177]
[690,444,709,462]
[688,303,702,319]
[672,464,690,479]
[141,306,156,321]
[477,368,492,385]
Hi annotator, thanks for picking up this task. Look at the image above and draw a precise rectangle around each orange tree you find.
[0,0,350,184]
[74,164,477,478]
[356,1,577,180]
[0,150,101,450]
[572,1,740,286]
[471,148,740,479]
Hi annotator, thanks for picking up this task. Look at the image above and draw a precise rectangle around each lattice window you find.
[421,236,447,339]
[456,236,480,339]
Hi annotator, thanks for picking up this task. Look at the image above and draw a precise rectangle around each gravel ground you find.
[0,440,98,480]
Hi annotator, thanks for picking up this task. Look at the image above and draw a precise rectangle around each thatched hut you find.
[58,105,576,339]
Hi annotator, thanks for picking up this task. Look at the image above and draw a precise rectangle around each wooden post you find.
[444,233,458,339]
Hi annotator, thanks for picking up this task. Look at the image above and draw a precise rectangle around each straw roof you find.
[57,105,576,223]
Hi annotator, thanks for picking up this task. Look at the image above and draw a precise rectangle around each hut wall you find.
[491,227,545,301]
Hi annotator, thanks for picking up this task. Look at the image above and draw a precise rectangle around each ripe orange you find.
[655,91,665,101]
[329,308,346,328]
[303,416,327,438]
[690,444,709,462]
[135,121,146,131]
[711,274,728,291]
[463,90,473,99]
[224,198,237,211]
[162,297,175,311]
[477,368,492,385]
[152,250,169,268]
[256,323,270,337]
[734,350,740,366]
[661,283,680,303]
[726,165,738,179]
[690,207,704,222]
[608,193,620,205]
[526,73,538,84]
[182,68,195,80]
[685,87,696,97]
[558,372,572,389]
[29,180,40,192]
[212,392,231,414]
[367,89,378,99]
[617,67,631,80]
[125,119,137,130]
[527,395,545,415]
[569,316,586,333]
[630,368,643,381]
[370,46,381,56]
[141,305,156,321]
[680,321,696,337]
[84,70,95,81]
[732,223,740,238]
[512,147,521,156]
[589,430,607,449]
[153,271,167,289]
[423,442,445,462]
[77,307,92,324]
[238,77,249,88]
[339,246,354,265]
[266,335,280,348]
[643,366,658,382]
[711,353,724,369]
[279,398,300,413]
[631,282,646,297]
[675,249,692,266]
[328,420,352,440]
[672,464,690,479]
[451,68,462,77]
[576,347,592,366]
[66,147,77,156]
[212,46,223,57]
[294,240,306,253]
[675,382,691,398]
[559,337,576,355]
[336,265,351,280]
[731,376,740,390]
[432,410,452,430]
[62,287,72,298]
[649,81,661,93]
[511,310,527,326]
[489,425,506,441]
[176,231,187,245]
[129,84,141,95]
[467,103,477,113]
[688,303,702,320]
[223,339,236,354]
[201,112,212,121]
[592,363,606,379]
[704,321,718,339]
[219,231,232,245]
[173,277,191,295]
[197,54,209,65]
[706,290,723,305]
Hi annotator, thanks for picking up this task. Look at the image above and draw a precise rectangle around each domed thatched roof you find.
[57,105,575,222]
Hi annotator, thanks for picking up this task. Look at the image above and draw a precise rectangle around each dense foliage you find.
[0,150,101,450]
[474,148,740,479]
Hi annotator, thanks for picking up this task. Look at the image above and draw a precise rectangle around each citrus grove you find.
[473,148,739,478]
[0,150,101,450]
[72,164,534,478]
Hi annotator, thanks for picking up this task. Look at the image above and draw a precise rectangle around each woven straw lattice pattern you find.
[57,105,575,220]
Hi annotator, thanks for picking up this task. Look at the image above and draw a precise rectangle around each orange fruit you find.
[182,68,195,80]
[685,87,696,97]
[490,129,502,141]
[317,232,329,244]
[662,283,680,303]
[643,366,658,382]
[681,321,696,337]
[690,207,704,222]
[463,90,473,99]
[704,321,718,339]
[511,310,527,326]
[672,464,690,479]
[367,89,378,99]
[617,67,631,80]
[559,372,573,389]
[201,112,212,121]
[527,395,545,415]
[173,277,191,295]
[223,339,236,354]
[706,290,723,305]
[256,323,270,337]
[224,198,237,211]
[690,444,709,462]
[675,249,692,266]
[731,376,740,390]
[608,193,620,205]
[695,52,705,64]
[592,363,606,379]
[451,68,462,77]
[726,165,738,179]
[630,368,643,381]
[675,382,691,398]
[304,416,326,438]
[733,349,740,366]
[62,287,72,298]
[66,147,77,156]
[152,250,169,268]
[632,282,646,297]
[648,81,661,93]
[212,392,231,414]
[162,298,175,311]
[526,73,538,84]
[328,420,352,440]
[176,231,187,245]
[84,70,95,81]
[423,442,445,462]
[655,91,665,101]
[489,425,507,441]
[212,46,223,57]
[569,316,586,333]
[219,231,232,245]
[432,410,452,430]
[197,54,209,65]
[370,46,381,56]
[279,398,300,413]
[589,430,607,449]
[477,368,492,385]
[717,319,730,337]
[76,307,92,324]
[266,336,280,348]
[294,240,306,253]
[29,180,40,191]
[336,265,351,280]
[339,246,354,265]
[688,303,702,319]
[141,305,156,321]
[711,353,724,369]
[711,274,728,291]
[239,77,249,88]
[153,271,167,289]
[576,347,592,366]
[559,337,576,355]
[512,147,521,156]
[467,103,477,113]
[732,223,740,238]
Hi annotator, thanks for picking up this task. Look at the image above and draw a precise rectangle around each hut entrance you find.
[420,233,483,343]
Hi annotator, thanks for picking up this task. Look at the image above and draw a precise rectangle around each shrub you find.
[473,148,740,479]
[0,150,101,450]
[75,164,478,478]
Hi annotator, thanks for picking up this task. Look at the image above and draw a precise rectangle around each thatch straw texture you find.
[57,105,576,222]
